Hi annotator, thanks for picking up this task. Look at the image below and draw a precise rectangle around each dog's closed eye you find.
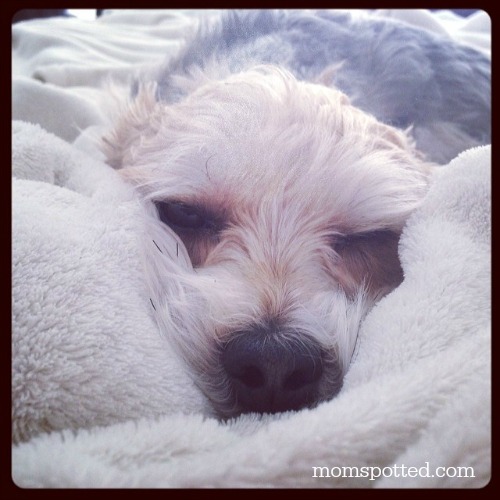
[155,201,226,233]
[333,230,397,252]
[333,230,403,291]
[157,201,207,230]
[155,201,225,266]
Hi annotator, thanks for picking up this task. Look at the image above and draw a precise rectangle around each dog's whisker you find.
[152,239,163,254]
[205,154,216,181]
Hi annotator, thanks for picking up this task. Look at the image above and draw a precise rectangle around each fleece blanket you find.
[12,10,491,488]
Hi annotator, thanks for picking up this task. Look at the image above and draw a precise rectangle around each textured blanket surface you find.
[12,121,211,447]
[12,10,491,488]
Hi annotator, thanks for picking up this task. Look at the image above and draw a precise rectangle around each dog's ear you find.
[314,66,433,167]
[101,83,164,169]
[347,97,432,168]
[371,118,420,156]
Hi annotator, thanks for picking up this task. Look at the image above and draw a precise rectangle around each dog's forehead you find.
[168,119,339,206]
[160,86,345,205]
[169,82,349,191]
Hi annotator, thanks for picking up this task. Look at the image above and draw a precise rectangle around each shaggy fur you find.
[154,10,491,164]
[101,10,489,418]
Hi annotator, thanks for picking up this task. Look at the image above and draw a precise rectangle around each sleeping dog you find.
[102,10,490,417]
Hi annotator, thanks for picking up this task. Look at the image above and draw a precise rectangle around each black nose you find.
[221,330,325,414]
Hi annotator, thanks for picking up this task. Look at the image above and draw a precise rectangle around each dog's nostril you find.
[221,330,326,415]
[284,364,323,391]
[236,365,265,388]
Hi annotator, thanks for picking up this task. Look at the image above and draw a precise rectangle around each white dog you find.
[101,10,489,417]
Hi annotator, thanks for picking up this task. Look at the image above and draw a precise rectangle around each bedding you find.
[12,9,491,488]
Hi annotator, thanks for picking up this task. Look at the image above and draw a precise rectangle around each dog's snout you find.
[221,330,324,414]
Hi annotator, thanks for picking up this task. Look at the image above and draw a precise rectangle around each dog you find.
[101,10,490,417]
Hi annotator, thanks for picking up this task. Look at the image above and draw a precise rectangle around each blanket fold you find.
[12,121,210,446]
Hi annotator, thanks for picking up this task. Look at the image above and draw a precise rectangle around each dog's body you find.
[154,10,490,164]
[102,10,490,417]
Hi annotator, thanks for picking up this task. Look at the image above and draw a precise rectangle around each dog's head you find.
[103,66,434,417]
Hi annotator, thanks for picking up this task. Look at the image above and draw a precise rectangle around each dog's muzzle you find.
[221,327,330,415]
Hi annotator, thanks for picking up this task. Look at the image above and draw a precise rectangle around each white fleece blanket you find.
[12,10,491,488]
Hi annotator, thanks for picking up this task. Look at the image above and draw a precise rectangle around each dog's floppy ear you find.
[315,64,431,163]
[371,117,422,157]
[101,83,164,169]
